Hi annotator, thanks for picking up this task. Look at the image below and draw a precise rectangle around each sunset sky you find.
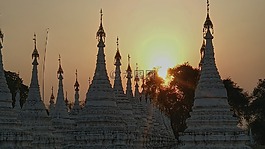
[1,0,265,105]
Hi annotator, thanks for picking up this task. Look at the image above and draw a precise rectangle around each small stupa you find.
[20,34,59,148]
[113,37,138,147]
[70,69,81,117]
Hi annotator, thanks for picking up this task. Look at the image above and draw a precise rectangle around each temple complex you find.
[179,1,250,148]
[0,1,251,148]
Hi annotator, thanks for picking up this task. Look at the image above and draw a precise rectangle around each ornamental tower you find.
[134,63,140,99]
[20,34,59,148]
[76,9,127,148]
[70,69,81,116]
[126,54,133,99]
[180,1,250,148]
[0,29,32,148]
[53,55,69,119]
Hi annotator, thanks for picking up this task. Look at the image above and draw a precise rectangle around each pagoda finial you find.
[207,0,209,15]
[50,86,55,101]
[74,69,80,91]
[128,54,131,65]
[114,36,121,61]
[135,63,140,82]
[126,54,132,72]
[116,36,119,50]
[32,33,39,60]
[203,0,213,35]
[96,9,106,42]
[100,9,103,24]
[57,54,63,75]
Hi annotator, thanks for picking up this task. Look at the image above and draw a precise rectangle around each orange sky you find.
[1,0,265,105]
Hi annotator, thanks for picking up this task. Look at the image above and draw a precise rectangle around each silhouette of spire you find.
[113,37,124,94]
[21,33,49,119]
[203,0,213,35]
[96,9,106,43]
[126,54,133,99]
[57,55,63,76]
[74,69,79,91]
[71,69,80,116]
[50,86,55,104]
[32,34,39,66]
[134,63,140,99]
[54,55,69,119]
[195,0,226,99]
[114,37,121,61]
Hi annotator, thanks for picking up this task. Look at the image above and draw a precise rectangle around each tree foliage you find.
[145,62,252,141]
[4,70,29,107]
[249,79,265,145]
[145,62,199,139]
[223,78,250,125]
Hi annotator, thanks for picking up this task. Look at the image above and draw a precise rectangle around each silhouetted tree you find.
[223,78,250,126]
[145,69,164,102]
[249,79,265,145]
[145,62,253,142]
[4,70,29,108]
[145,62,199,140]
[166,62,199,139]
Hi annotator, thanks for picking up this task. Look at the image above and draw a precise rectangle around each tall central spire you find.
[78,10,127,148]
[96,9,106,43]
[195,0,226,100]
[180,1,250,148]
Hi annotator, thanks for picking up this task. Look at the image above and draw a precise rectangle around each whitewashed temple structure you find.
[0,1,251,148]
[0,8,175,149]
[180,1,251,149]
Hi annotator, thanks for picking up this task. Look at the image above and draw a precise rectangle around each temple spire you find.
[114,37,121,61]
[134,63,140,99]
[203,0,213,35]
[180,1,251,147]
[126,54,133,99]
[74,69,79,91]
[50,86,55,104]
[71,69,81,116]
[195,0,225,99]
[54,55,69,119]
[113,36,124,94]
[96,9,106,43]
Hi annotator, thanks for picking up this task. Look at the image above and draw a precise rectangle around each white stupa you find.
[180,1,250,148]
[113,37,138,147]
[74,9,128,148]
[0,29,32,149]
[20,34,59,148]
[70,69,81,117]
